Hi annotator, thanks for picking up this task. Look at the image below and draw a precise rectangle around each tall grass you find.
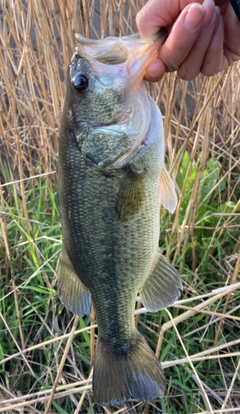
[0,1,240,413]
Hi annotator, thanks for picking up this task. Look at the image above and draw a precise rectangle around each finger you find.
[221,2,240,63]
[157,4,206,73]
[143,3,206,81]
[136,0,203,38]
[177,2,217,80]
[144,59,166,82]
[201,11,228,75]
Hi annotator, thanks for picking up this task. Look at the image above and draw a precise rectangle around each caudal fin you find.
[93,332,165,406]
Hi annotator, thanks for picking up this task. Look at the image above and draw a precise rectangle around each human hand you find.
[136,0,240,81]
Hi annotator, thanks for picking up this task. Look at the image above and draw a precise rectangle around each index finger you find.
[143,3,208,81]
[136,0,203,37]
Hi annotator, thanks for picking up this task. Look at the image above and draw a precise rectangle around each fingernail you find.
[202,0,215,29]
[184,4,205,31]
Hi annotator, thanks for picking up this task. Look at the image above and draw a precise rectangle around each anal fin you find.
[139,250,182,312]
[57,247,92,316]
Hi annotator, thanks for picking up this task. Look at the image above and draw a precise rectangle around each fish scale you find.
[57,31,182,406]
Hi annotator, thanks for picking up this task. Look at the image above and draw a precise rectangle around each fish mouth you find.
[75,29,167,66]
[74,29,167,81]
[74,31,164,169]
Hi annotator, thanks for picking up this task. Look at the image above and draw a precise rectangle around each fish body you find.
[57,31,182,406]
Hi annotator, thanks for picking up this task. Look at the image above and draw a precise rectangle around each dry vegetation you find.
[0,1,240,413]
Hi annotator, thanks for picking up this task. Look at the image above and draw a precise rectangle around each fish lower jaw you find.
[97,114,133,129]
[111,143,142,169]
[111,127,151,169]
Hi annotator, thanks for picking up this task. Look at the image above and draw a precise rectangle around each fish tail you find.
[93,331,165,406]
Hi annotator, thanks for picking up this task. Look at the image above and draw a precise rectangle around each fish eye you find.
[72,74,89,91]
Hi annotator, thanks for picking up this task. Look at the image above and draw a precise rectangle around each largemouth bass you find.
[57,30,182,407]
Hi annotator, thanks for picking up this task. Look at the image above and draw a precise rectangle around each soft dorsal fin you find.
[139,250,182,312]
[160,166,178,213]
[57,247,92,316]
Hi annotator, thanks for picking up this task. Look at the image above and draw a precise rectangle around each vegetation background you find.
[0,0,239,413]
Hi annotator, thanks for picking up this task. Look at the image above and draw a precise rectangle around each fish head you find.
[66,49,127,127]
[64,30,166,168]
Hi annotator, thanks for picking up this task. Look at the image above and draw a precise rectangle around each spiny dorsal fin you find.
[116,169,145,220]
[160,166,178,213]
[57,247,92,316]
[139,250,182,312]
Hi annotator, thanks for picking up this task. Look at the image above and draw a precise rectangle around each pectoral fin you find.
[160,166,178,213]
[116,169,145,220]
[57,247,92,316]
[139,250,182,312]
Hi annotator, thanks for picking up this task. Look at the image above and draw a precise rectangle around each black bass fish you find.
[57,30,182,406]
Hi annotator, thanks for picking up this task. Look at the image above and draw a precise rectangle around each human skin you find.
[136,0,240,81]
